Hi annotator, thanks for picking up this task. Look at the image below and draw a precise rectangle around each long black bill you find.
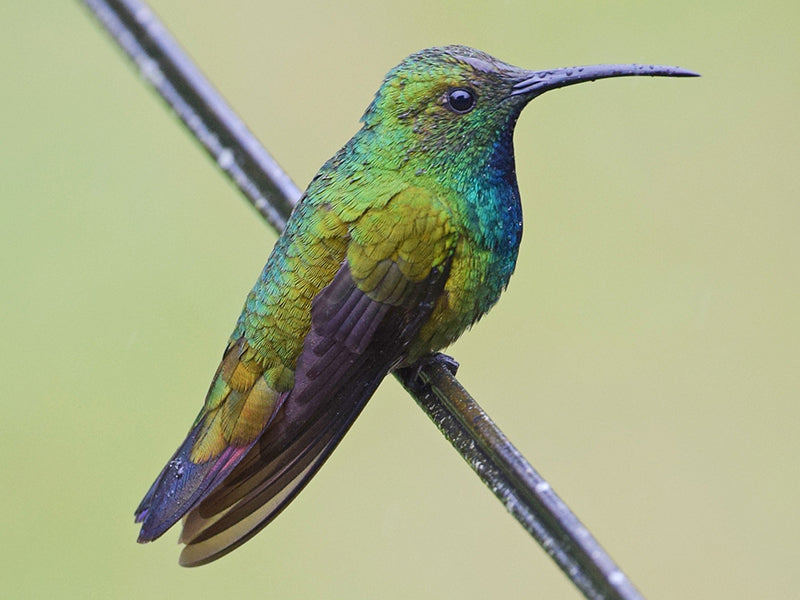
[512,64,700,98]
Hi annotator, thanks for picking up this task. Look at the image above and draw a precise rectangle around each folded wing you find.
[135,186,458,566]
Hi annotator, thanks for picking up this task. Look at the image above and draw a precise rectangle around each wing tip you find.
[135,510,173,543]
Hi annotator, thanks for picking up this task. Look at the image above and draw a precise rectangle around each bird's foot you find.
[428,352,459,377]
[396,352,459,393]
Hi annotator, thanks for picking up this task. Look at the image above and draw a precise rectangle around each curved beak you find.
[511,64,700,99]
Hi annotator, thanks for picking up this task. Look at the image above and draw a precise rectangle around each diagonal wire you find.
[77,1,645,598]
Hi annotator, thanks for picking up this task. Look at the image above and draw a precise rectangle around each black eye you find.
[446,88,476,114]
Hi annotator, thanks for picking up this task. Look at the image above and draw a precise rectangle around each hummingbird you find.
[134,45,697,566]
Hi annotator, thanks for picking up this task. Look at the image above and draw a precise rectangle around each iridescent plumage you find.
[134,46,698,566]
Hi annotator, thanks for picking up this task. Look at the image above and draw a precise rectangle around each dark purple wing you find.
[177,258,450,566]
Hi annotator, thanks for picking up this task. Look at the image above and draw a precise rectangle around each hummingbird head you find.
[361,45,698,178]
[362,45,533,173]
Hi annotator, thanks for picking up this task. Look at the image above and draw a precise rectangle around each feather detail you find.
[176,251,452,565]
[134,339,284,542]
[136,186,458,562]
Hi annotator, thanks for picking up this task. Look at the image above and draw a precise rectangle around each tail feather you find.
[178,355,387,566]
[134,426,254,542]
[174,259,448,565]
[135,339,285,542]
[135,244,451,564]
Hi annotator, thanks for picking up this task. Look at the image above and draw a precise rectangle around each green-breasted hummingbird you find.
[135,45,698,566]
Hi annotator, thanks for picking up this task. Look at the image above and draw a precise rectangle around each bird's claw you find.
[397,352,460,393]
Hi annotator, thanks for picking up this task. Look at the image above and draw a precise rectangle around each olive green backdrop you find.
[2,1,797,598]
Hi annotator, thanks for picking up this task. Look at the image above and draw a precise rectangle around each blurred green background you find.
[2,1,798,598]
